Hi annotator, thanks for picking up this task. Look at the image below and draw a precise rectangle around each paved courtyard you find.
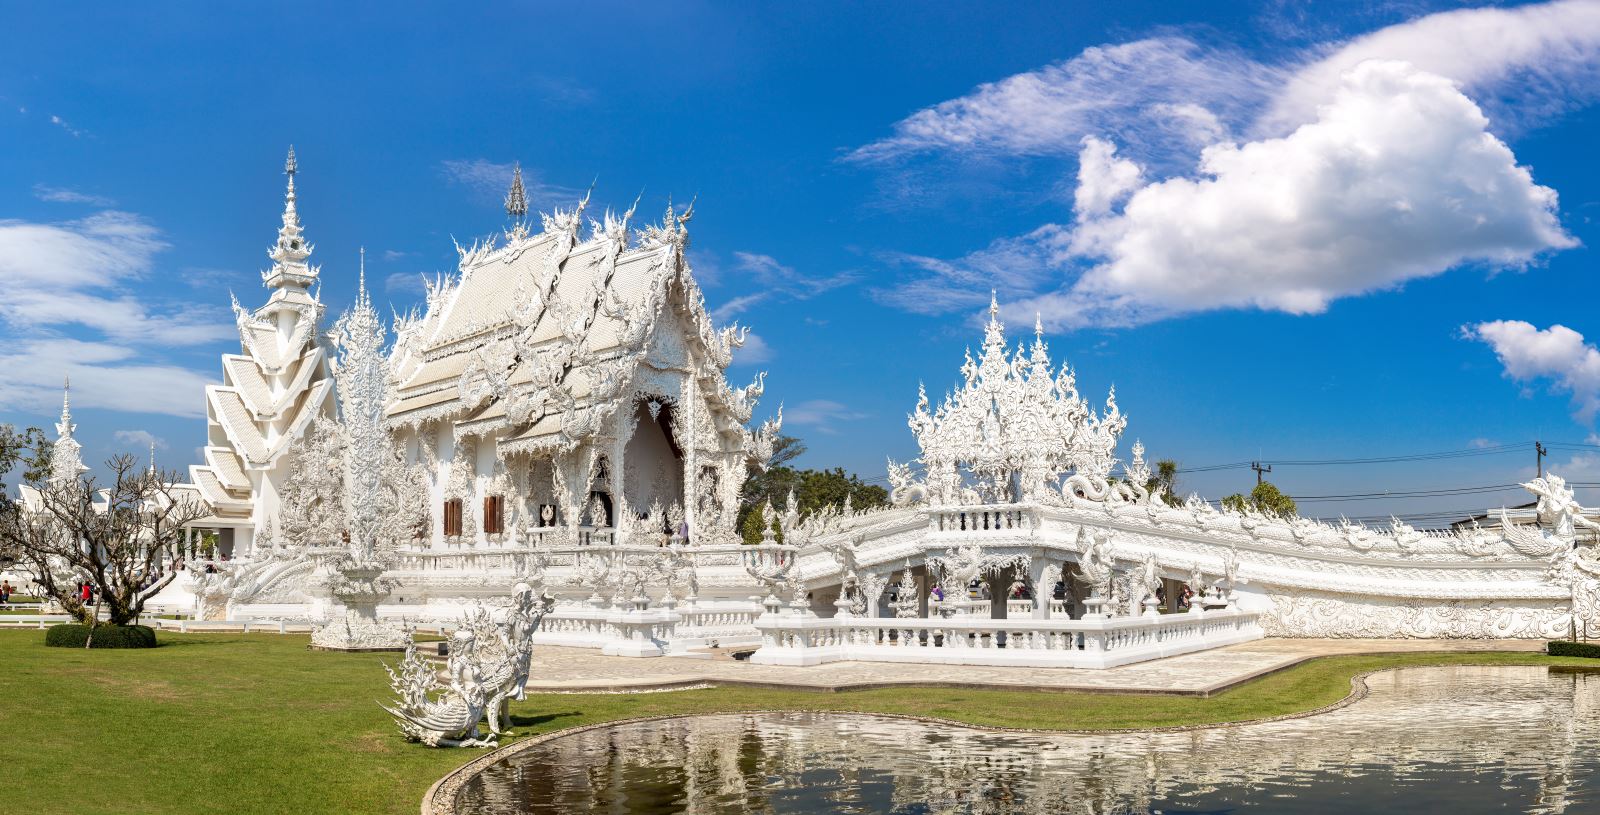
[524,638,1548,696]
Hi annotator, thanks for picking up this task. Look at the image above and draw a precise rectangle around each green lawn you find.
[0,629,1590,815]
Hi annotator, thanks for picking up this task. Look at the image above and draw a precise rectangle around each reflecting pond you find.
[457,666,1600,814]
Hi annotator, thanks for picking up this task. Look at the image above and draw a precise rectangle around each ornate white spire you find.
[55,376,75,439]
[504,163,528,220]
[263,145,318,289]
[50,377,85,484]
[332,254,391,561]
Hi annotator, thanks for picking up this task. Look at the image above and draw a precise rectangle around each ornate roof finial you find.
[57,376,73,438]
[504,163,528,220]
[50,377,85,484]
[264,147,317,289]
[989,290,1000,323]
[148,440,157,475]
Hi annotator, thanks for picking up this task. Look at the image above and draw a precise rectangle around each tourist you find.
[0,580,11,604]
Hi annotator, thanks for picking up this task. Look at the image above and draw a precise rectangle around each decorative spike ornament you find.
[504,163,528,220]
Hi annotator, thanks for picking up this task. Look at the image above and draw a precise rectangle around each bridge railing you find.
[750,607,1262,669]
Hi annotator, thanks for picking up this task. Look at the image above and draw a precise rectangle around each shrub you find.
[1547,640,1600,659]
[44,624,158,649]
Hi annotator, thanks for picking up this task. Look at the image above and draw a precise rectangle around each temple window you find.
[483,495,505,534]
[443,499,463,537]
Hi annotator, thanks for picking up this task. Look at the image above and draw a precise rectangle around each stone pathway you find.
[524,638,1547,696]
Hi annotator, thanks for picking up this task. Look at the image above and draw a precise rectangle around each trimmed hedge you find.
[1547,640,1600,659]
[44,624,158,649]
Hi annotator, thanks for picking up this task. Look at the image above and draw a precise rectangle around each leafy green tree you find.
[1147,458,1182,506]
[1221,481,1298,518]
[0,424,52,499]
[737,436,889,544]
[0,425,51,571]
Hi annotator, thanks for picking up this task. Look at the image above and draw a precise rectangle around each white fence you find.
[750,608,1263,669]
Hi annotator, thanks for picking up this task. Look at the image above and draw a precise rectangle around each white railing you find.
[931,599,1071,617]
[930,506,1037,534]
[0,614,71,628]
[750,608,1263,669]
[672,603,762,648]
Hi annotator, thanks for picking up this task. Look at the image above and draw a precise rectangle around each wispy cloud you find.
[384,271,427,298]
[709,252,856,323]
[730,332,774,367]
[783,399,868,435]
[0,339,214,418]
[0,211,234,344]
[48,113,86,138]
[113,429,168,451]
[439,159,582,211]
[849,36,1279,169]
[0,211,225,417]
[33,184,115,206]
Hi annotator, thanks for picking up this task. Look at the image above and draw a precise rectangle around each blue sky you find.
[4,0,1600,525]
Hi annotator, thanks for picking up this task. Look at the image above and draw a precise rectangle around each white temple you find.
[189,148,335,554]
[125,150,1600,665]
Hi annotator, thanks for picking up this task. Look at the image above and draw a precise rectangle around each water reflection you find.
[457,666,1600,814]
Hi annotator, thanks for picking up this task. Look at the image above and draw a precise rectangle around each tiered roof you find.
[189,149,334,522]
[388,192,768,459]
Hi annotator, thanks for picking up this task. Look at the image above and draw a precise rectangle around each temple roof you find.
[386,200,763,453]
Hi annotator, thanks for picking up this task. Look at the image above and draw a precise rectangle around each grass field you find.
[0,629,1589,815]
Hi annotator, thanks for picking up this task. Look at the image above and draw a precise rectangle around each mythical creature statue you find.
[886,459,929,507]
[1500,474,1600,557]
[382,582,554,747]
[381,629,496,748]
[1075,530,1114,605]
[473,583,555,735]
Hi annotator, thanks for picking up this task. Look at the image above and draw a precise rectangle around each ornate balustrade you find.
[672,602,762,648]
[930,505,1038,535]
[750,607,1262,669]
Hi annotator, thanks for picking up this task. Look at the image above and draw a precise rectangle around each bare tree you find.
[0,454,206,627]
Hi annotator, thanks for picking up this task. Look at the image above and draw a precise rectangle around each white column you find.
[1030,556,1056,620]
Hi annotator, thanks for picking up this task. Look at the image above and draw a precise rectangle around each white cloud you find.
[439,159,581,211]
[1073,136,1142,218]
[113,430,168,451]
[1262,0,1600,135]
[0,211,233,344]
[381,249,408,261]
[0,339,214,418]
[1046,61,1575,325]
[861,1,1597,327]
[855,1,1600,171]
[1465,320,1600,421]
[32,184,115,206]
[886,61,1576,327]
[783,399,868,435]
[0,210,226,419]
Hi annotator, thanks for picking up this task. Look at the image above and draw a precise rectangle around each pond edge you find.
[419,661,1574,815]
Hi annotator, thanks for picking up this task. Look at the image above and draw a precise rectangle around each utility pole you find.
[1251,461,1272,486]
[1536,441,1548,479]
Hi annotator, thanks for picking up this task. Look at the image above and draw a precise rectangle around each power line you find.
[1176,441,1540,473]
